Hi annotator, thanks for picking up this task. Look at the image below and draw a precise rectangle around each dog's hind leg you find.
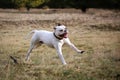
[25,42,35,61]
[34,41,43,48]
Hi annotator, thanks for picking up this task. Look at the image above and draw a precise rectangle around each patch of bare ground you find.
[0,8,120,31]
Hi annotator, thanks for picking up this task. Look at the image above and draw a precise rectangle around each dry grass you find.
[0,9,120,80]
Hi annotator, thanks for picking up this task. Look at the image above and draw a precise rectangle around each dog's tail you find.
[24,30,37,40]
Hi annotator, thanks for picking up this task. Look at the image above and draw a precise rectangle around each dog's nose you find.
[64,30,68,33]
[64,30,67,33]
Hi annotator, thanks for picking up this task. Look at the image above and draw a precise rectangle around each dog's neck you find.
[53,33,63,40]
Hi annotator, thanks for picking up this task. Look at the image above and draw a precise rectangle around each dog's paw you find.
[63,62,67,65]
[77,50,85,54]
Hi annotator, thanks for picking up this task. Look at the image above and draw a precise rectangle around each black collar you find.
[53,33,63,40]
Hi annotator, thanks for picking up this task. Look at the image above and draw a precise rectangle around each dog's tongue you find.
[64,33,67,38]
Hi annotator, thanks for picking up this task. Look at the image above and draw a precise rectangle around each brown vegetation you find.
[0,8,120,80]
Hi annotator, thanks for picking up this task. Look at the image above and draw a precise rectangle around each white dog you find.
[25,24,84,65]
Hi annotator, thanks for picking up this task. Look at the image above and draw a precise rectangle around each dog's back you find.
[25,30,37,40]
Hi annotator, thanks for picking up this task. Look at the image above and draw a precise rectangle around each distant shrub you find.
[13,0,46,9]
[0,0,120,9]
[13,0,27,8]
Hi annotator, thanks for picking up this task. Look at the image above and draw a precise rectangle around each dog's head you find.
[54,23,68,39]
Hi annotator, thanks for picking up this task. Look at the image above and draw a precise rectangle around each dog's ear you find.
[57,23,62,26]
[54,27,56,30]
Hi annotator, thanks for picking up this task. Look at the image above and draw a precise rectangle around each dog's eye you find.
[59,30,63,32]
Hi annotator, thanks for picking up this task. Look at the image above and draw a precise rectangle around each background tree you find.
[0,0,14,8]
[13,0,27,8]
[12,0,46,9]
[26,0,46,8]
[0,0,120,9]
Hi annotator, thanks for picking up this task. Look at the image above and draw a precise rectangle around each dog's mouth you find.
[59,33,68,38]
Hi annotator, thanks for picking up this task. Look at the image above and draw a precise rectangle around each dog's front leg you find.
[54,43,67,65]
[69,43,84,53]
[64,38,84,54]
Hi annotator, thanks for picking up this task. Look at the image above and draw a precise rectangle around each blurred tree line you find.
[0,0,120,9]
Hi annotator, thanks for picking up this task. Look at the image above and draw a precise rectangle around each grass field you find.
[0,9,120,80]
